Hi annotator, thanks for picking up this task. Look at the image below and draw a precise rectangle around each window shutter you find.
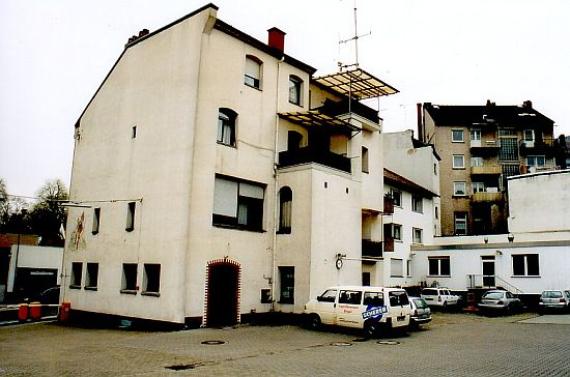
[213,178,238,217]
[239,182,264,199]
[245,58,260,79]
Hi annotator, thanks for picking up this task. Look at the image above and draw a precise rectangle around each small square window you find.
[454,212,468,235]
[288,75,303,106]
[391,190,402,207]
[132,126,137,139]
[70,262,82,288]
[452,129,464,142]
[121,263,138,293]
[361,146,369,173]
[453,154,465,169]
[279,266,295,304]
[412,195,423,213]
[393,224,402,241]
[85,263,99,290]
[453,181,467,196]
[143,264,161,296]
[412,228,423,244]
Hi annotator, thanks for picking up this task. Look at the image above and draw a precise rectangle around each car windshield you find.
[413,298,427,309]
[483,292,504,300]
[543,291,563,298]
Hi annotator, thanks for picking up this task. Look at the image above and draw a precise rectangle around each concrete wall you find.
[508,170,570,233]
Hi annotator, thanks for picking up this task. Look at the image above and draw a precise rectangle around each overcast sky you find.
[1,0,569,198]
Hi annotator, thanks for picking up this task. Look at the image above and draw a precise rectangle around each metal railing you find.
[362,239,382,258]
[466,274,524,294]
[279,147,351,173]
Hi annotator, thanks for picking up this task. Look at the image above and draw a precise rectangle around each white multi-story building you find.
[62,4,398,326]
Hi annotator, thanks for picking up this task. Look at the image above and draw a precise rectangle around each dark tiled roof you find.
[384,169,438,198]
[424,103,554,127]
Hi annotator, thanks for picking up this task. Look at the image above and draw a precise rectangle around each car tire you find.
[308,314,321,331]
[364,320,378,338]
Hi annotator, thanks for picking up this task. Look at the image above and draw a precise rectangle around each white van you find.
[304,286,411,336]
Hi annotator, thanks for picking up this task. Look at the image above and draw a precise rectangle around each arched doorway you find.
[205,259,240,327]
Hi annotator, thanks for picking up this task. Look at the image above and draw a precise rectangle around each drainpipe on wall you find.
[271,56,284,312]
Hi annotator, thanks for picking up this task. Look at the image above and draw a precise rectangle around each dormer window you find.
[244,55,262,89]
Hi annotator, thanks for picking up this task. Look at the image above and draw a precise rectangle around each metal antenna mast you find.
[339,0,371,71]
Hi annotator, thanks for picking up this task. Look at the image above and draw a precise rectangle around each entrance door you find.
[206,262,239,327]
[481,256,495,287]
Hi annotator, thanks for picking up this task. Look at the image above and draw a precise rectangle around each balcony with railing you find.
[470,139,501,155]
[470,165,502,176]
[362,239,383,258]
[519,138,556,156]
[471,191,504,203]
[278,147,351,173]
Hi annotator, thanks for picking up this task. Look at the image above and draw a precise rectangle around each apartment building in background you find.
[62,4,399,326]
[417,100,556,236]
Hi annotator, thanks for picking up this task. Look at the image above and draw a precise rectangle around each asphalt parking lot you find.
[0,312,569,376]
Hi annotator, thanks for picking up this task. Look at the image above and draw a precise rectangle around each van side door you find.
[315,289,338,325]
[336,290,363,328]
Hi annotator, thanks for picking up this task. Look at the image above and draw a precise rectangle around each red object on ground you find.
[18,304,29,322]
[29,302,42,321]
[59,302,71,322]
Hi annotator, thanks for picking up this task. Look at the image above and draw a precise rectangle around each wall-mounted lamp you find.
[495,250,503,256]
[507,233,515,243]
[483,236,489,244]
[335,253,346,270]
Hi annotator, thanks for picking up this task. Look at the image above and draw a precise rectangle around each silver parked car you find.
[409,296,432,328]
[539,290,570,312]
[478,290,522,314]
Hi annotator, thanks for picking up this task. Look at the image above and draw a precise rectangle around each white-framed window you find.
[527,155,546,168]
[428,256,450,276]
[453,181,467,196]
[406,260,412,277]
[453,154,465,169]
[471,157,483,167]
[523,129,535,142]
[217,108,238,147]
[411,195,423,213]
[470,128,481,141]
[412,228,423,244]
[390,189,401,207]
[361,146,369,173]
[392,224,402,241]
[512,254,540,277]
[213,175,265,231]
[452,129,464,143]
[390,258,404,278]
[472,182,485,193]
[288,75,303,105]
[244,55,262,89]
[454,212,468,235]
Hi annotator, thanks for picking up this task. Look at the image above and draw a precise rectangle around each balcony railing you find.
[518,138,556,156]
[471,191,504,203]
[362,239,383,258]
[519,164,560,174]
[470,165,502,175]
[278,147,351,173]
[470,140,501,155]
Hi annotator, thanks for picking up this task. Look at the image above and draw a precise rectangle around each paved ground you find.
[519,314,570,325]
[1,312,569,376]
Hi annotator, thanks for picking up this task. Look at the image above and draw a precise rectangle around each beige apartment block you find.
[417,101,556,236]
[62,4,398,326]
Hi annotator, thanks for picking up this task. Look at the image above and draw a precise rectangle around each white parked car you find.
[304,286,412,336]
[421,288,460,308]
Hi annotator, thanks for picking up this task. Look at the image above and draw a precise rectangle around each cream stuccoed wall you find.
[63,9,216,323]
[507,170,570,233]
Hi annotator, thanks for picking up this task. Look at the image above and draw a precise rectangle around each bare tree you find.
[29,179,68,246]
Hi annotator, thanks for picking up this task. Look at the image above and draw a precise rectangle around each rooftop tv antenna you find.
[338,0,371,71]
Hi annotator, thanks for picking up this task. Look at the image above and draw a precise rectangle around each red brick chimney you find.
[267,27,286,54]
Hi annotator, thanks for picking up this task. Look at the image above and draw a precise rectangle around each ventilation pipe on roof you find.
[267,27,286,54]
[417,103,424,142]
[522,100,533,109]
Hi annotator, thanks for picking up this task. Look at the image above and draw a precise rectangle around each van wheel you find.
[364,321,378,338]
[309,314,321,330]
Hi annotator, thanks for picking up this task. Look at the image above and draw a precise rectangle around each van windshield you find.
[389,291,409,306]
